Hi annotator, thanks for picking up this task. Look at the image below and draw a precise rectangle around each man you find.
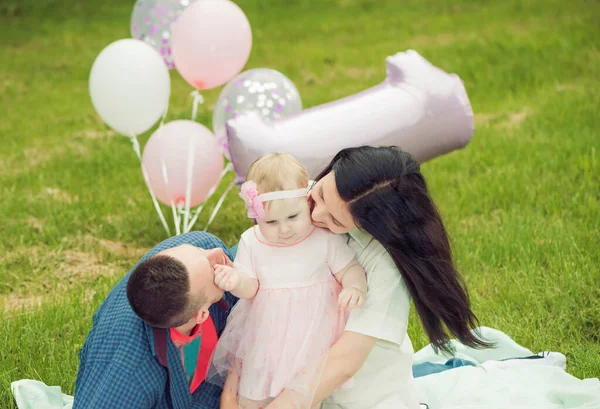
[73,232,237,409]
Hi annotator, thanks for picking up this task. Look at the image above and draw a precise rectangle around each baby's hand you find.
[338,287,366,310]
[214,265,241,292]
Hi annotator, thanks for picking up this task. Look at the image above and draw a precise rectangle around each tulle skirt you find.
[208,278,348,407]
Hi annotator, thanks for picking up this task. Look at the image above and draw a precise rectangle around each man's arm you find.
[73,363,152,409]
[310,331,376,403]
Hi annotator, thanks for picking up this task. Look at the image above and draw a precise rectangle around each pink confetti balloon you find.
[130,0,198,69]
[213,68,303,158]
[142,120,224,207]
[226,50,475,181]
[172,0,252,90]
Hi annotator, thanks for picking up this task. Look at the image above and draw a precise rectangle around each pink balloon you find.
[172,0,252,90]
[226,50,474,181]
[142,120,224,207]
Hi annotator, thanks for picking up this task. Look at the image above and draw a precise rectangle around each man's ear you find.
[195,306,210,324]
[206,248,227,267]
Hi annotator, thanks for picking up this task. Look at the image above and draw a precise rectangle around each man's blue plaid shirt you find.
[73,232,237,409]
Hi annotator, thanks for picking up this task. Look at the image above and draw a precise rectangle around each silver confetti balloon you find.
[213,68,302,157]
[130,0,197,69]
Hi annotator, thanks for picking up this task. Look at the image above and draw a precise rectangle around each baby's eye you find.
[288,214,298,219]
[266,220,277,225]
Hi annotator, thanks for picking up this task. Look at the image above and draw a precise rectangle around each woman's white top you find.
[322,229,420,409]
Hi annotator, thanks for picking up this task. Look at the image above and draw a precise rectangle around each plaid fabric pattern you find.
[74,232,237,409]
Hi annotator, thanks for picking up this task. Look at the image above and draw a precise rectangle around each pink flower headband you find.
[239,181,309,220]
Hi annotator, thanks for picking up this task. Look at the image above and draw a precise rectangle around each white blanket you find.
[413,327,600,409]
[10,327,600,409]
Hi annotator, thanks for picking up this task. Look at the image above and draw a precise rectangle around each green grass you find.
[1,0,599,406]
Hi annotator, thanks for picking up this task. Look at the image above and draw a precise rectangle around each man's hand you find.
[338,287,366,310]
[214,265,241,292]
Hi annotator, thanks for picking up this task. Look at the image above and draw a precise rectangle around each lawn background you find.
[1,0,599,406]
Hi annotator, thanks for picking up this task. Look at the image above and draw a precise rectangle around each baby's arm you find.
[334,259,367,309]
[214,235,259,300]
[214,265,259,300]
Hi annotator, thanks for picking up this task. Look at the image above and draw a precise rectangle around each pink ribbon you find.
[239,181,265,220]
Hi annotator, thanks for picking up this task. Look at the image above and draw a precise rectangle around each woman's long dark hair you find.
[316,146,490,353]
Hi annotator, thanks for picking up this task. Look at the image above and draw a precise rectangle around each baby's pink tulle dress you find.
[208,226,356,407]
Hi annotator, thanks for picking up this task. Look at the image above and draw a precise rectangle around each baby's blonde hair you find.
[246,153,309,195]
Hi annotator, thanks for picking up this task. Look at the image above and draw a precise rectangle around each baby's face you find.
[257,197,313,245]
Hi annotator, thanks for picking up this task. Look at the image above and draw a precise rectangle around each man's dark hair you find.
[126,254,205,328]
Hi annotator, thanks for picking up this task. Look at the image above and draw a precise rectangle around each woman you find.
[266,146,489,409]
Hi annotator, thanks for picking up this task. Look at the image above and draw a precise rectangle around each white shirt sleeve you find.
[233,234,257,280]
[344,251,410,347]
[326,231,358,274]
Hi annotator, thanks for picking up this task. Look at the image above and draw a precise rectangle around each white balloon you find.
[226,50,474,181]
[89,39,170,136]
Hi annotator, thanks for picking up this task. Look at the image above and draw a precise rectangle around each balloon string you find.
[185,163,233,232]
[156,125,187,236]
[160,159,190,236]
[160,105,169,127]
[204,181,235,232]
[129,132,171,236]
[184,203,205,233]
[129,134,142,161]
[191,90,204,121]
[170,200,181,236]
[183,135,196,233]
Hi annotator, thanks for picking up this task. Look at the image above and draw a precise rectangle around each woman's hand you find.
[264,389,309,409]
[221,364,241,409]
[266,331,376,408]
[220,396,238,409]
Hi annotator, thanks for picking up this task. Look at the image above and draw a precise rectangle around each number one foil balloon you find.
[226,50,475,182]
